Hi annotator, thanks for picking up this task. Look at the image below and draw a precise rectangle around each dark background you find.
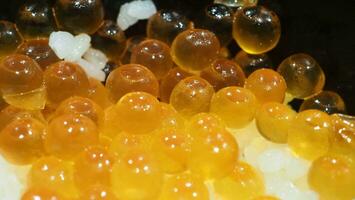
[1,0,354,114]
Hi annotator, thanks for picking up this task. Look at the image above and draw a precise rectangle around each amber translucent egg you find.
[277,53,325,99]
[54,96,104,128]
[233,6,281,54]
[80,185,118,200]
[44,61,90,106]
[44,61,89,105]
[111,149,164,200]
[114,92,162,135]
[44,114,99,160]
[158,173,209,200]
[101,105,121,138]
[256,102,296,143]
[74,146,115,191]
[151,127,191,173]
[120,36,146,65]
[329,114,355,159]
[234,50,273,77]
[0,21,23,57]
[215,0,258,7]
[200,58,245,91]
[188,114,238,179]
[288,110,333,160]
[195,3,233,46]
[109,132,152,157]
[245,69,287,103]
[105,64,159,103]
[147,10,193,45]
[21,188,66,200]
[88,78,113,109]
[171,29,220,73]
[91,20,126,62]
[28,156,78,199]
[0,54,45,109]
[16,0,57,39]
[16,38,60,70]
[130,39,173,79]
[188,113,226,137]
[300,90,346,114]
[0,54,43,95]
[160,67,192,103]
[54,0,104,34]
[308,155,355,200]
[252,195,280,200]
[0,117,45,165]
[170,76,215,118]
[159,102,186,130]
[210,86,257,129]
[0,105,45,131]
[214,161,265,200]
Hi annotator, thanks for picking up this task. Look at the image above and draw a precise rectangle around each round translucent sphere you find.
[300,90,346,114]
[81,185,118,200]
[21,188,65,200]
[0,105,44,131]
[171,29,220,73]
[0,54,45,110]
[114,92,162,135]
[109,132,152,157]
[288,110,333,160]
[151,127,191,173]
[0,21,23,57]
[0,117,45,165]
[111,149,163,200]
[195,3,233,46]
[159,173,209,200]
[159,102,186,131]
[234,50,273,76]
[54,96,104,128]
[245,69,287,103]
[308,155,355,200]
[214,0,258,7]
[252,196,280,200]
[74,145,115,191]
[54,0,104,34]
[105,64,159,103]
[120,36,146,65]
[233,6,281,54]
[91,20,126,63]
[214,161,265,199]
[147,10,192,45]
[0,54,43,95]
[170,76,215,118]
[277,53,325,99]
[188,113,239,180]
[210,86,257,129]
[131,39,173,79]
[329,114,355,160]
[44,114,99,160]
[160,67,192,103]
[200,58,246,92]
[88,78,112,109]
[44,61,90,106]
[16,38,60,70]
[28,156,78,199]
[16,0,56,39]
[256,102,296,143]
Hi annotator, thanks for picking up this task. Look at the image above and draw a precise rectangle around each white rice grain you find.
[49,31,75,60]
[83,48,108,70]
[117,0,157,31]
[75,58,106,82]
